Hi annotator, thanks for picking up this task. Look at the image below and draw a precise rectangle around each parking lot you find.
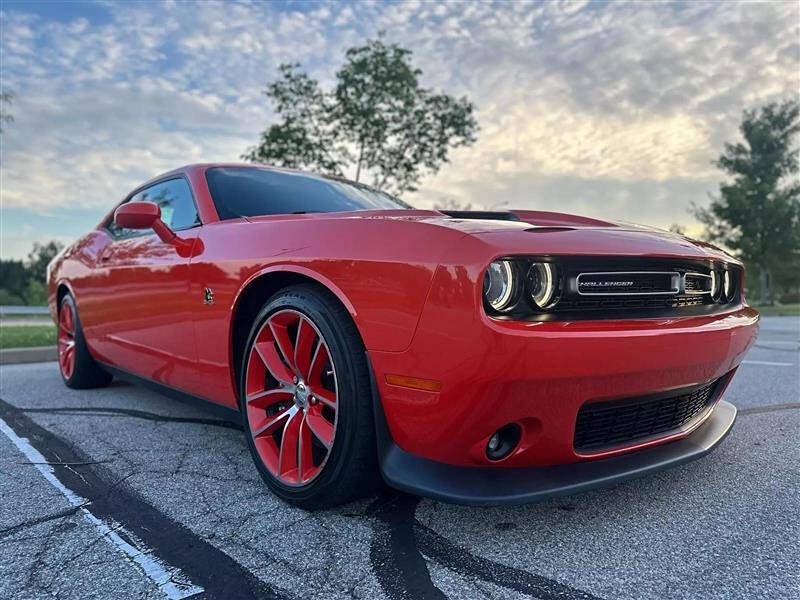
[1,316,797,600]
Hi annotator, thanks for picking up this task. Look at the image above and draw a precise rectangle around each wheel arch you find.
[229,265,361,399]
[55,280,76,318]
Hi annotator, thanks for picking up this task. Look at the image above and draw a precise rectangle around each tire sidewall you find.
[239,287,363,504]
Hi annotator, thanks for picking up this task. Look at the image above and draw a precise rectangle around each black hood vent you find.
[438,210,520,221]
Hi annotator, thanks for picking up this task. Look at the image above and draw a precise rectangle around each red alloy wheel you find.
[244,309,339,487]
[58,302,76,379]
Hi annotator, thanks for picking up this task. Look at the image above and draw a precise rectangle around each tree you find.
[0,241,64,305]
[244,37,478,196]
[668,224,687,235]
[0,89,13,134]
[693,100,800,304]
[0,259,29,304]
[27,241,64,283]
[433,197,473,212]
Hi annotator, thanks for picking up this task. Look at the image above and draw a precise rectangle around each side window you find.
[108,178,199,238]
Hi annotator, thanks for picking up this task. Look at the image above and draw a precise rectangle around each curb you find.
[0,346,58,365]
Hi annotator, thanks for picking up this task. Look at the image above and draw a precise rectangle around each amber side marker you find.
[385,374,443,392]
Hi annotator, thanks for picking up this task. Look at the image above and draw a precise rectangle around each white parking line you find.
[0,417,204,600]
[742,360,795,367]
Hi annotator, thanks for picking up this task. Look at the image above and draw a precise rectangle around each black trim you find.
[99,362,241,425]
[439,210,521,221]
[366,351,736,506]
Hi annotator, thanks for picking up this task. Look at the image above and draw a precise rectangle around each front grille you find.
[557,294,707,312]
[547,258,740,319]
[573,380,719,452]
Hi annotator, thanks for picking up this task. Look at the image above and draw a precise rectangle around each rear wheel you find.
[58,294,112,389]
[240,284,378,509]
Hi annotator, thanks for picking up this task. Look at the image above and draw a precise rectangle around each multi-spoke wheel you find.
[58,301,77,379]
[245,309,338,486]
[240,285,379,509]
[57,294,112,389]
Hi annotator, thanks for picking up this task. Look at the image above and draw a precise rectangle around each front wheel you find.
[240,284,379,509]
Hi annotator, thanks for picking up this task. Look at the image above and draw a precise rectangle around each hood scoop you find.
[437,209,617,229]
[438,210,520,222]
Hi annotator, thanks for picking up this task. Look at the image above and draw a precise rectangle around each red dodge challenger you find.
[48,163,759,508]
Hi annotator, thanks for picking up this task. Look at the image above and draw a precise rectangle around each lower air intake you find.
[574,379,720,452]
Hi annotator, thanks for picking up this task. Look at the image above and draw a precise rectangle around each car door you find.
[90,177,205,394]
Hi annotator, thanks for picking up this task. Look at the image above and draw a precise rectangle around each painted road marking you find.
[0,416,204,600]
[742,360,795,367]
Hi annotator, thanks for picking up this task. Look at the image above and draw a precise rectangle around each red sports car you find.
[48,163,759,508]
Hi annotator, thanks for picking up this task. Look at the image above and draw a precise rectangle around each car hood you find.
[243,208,737,265]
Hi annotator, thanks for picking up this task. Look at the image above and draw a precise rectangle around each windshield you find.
[205,167,412,219]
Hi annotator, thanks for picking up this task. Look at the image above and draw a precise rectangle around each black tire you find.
[239,284,380,509]
[58,294,112,389]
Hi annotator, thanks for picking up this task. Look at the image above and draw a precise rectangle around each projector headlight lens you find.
[483,260,517,311]
[528,262,557,309]
[710,269,721,301]
[723,269,733,301]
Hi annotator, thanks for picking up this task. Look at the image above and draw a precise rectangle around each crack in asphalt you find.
[11,399,796,599]
[738,403,800,416]
[367,493,448,600]
[0,504,86,540]
[0,398,292,600]
[20,406,243,431]
[413,519,602,600]
[365,492,603,600]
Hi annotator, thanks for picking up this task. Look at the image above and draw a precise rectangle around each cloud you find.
[0,0,798,257]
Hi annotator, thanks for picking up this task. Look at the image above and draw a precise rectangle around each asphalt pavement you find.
[1,316,797,600]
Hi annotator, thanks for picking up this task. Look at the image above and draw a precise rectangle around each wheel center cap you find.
[294,381,309,408]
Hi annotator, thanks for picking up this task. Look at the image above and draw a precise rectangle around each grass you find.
[0,325,57,349]
[753,303,800,316]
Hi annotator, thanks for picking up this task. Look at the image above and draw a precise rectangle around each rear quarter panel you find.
[48,230,109,339]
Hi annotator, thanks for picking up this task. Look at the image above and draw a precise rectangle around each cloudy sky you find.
[1,0,798,259]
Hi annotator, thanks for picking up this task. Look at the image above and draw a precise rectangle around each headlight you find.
[483,260,517,311]
[723,269,733,301]
[710,270,721,301]
[527,262,557,308]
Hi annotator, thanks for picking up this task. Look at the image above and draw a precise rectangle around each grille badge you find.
[575,271,680,296]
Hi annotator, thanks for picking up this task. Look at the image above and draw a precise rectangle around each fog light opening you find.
[485,423,522,461]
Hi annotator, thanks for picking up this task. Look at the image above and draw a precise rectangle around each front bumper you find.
[370,304,758,468]
[377,398,737,506]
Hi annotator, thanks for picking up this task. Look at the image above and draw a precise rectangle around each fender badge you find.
[203,287,214,305]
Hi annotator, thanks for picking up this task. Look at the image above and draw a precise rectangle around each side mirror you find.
[113,201,195,255]
[114,201,160,230]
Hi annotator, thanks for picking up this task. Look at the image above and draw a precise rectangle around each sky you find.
[1,0,798,259]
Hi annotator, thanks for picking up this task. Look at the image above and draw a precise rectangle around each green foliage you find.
[246,64,346,176]
[693,100,800,304]
[27,241,64,283]
[0,325,56,349]
[0,240,64,305]
[0,259,29,304]
[244,37,478,196]
[668,224,687,235]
